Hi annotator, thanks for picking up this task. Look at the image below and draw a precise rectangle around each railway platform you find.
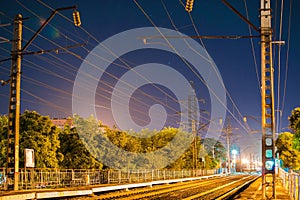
[0,174,292,199]
[234,175,290,200]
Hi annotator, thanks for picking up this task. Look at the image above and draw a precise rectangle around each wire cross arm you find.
[139,35,260,41]
[22,6,79,52]
[0,43,85,62]
[0,57,12,63]
[20,43,86,56]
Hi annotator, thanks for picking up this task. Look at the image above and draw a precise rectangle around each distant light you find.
[242,159,249,164]
[257,161,262,166]
[232,149,238,155]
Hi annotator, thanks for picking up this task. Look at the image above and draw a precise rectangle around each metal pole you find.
[226,131,230,173]
[260,0,276,198]
[6,14,22,191]
[192,120,197,175]
[4,6,79,191]
[223,119,232,174]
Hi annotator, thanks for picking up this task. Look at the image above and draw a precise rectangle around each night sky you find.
[0,0,299,158]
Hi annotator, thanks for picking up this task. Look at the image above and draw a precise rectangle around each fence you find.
[278,167,300,200]
[0,168,217,191]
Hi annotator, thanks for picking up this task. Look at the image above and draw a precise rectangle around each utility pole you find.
[177,81,200,133]
[192,119,197,175]
[4,7,81,191]
[6,14,22,191]
[250,153,252,171]
[188,81,198,133]
[183,0,277,197]
[222,119,232,174]
[260,0,276,198]
[221,117,239,174]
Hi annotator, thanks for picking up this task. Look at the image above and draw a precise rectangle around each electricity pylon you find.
[183,0,276,197]
[260,0,276,198]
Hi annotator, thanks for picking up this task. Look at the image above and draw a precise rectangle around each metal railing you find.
[0,168,217,191]
[278,167,300,200]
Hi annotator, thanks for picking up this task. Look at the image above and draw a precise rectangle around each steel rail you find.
[215,176,259,200]
[97,175,254,200]
[98,176,227,200]
[182,175,258,200]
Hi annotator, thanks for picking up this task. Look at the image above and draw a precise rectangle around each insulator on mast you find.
[73,10,81,27]
[185,0,195,13]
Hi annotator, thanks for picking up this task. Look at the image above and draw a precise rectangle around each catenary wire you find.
[280,0,292,132]
[1,4,191,128]
[33,0,193,117]
[175,0,253,134]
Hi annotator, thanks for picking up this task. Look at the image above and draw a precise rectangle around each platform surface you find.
[235,176,291,200]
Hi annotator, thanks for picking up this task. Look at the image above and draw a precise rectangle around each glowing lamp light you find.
[242,159,249,164]
[231,149,238,155]
[257,161,262,166]
[265,160,274,170]
[73,10,81,27]
[185,0,194,13]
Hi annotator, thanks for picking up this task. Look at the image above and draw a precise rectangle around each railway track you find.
[82,174,258,200]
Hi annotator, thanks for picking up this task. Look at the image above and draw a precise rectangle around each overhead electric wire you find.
[22,59,165,126]
[241,0,262,134]
[134,0,213,97]
[280,0,292,131]
[21,89,70,115]
[176,0,252,134]
[31,1,186,114]
[0,21,155,124]
[1,0,231,133]
[34,0,191,118]
[2,1,264,133]
[1,34,118,120]
[275,0,284,134]
[22,57,171,126]
[157,0,253,134]
[33,0,208,128]
[1,7,184,128]
[243,0,261,95]
[0,10,101,117]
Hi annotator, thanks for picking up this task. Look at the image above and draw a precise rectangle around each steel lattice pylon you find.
[260,0,276,198]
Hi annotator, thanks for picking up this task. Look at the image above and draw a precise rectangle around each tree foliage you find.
[0,111,226,170]
[19,111,63,168]
[58,124,103,169]
[276,132,300,170]
[276,107,300,170]
[288,107,300,149]
[289,107,300,132]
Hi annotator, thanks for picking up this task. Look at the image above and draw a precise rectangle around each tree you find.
[288,107,300,149]
[201,138,226,169]
[289,107,300,132]
[19,110,63,168]
[58,124,103,169]
[276,132,300,170]
[66,115,221,170]
[202,138,226,161]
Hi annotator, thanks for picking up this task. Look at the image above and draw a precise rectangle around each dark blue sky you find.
[0,0,299,155]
